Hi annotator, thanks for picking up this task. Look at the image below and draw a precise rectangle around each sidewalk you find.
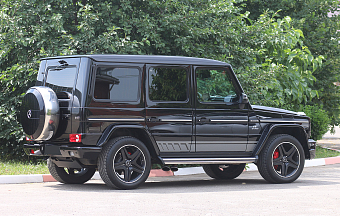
[317,126,340,151]
[317,139,340,151]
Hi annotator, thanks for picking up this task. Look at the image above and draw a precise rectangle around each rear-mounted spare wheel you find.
[20,86,59,141]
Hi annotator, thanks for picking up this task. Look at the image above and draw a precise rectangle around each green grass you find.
[0,160,49,175]
[0,146,339,175]
[315,145,340,158]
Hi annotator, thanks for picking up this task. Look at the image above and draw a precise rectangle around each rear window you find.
[93,67,140,102]
[45,65,77,93]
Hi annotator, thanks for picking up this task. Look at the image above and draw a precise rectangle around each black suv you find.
[20,55,316,189]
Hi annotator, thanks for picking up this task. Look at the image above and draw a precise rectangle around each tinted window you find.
[94,67,140,101]
[149,67,187,102]
[45,66,77,93]
[196,69,238,103]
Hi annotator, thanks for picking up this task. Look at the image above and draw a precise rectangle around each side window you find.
[93,67,140,101]
[196,68,238,103]
[149,67,188,102]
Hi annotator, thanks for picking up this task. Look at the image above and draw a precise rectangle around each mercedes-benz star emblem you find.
[27,110,32,119]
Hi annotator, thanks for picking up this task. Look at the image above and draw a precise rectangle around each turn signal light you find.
[69,134,82,142]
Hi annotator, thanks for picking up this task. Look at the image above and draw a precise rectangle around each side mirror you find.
[239,93,248,109]
[239,93,249,104]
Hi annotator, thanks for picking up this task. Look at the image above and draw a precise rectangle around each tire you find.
[98,137,151,189]
[202,164,246,180]
[257,134,305,183]
[47,158,96,184]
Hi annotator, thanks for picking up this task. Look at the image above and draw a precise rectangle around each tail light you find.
[69,134,82,142]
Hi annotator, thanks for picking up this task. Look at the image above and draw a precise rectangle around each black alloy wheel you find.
[272,142,300,178]
[98,137,151,189]
[257,134,305,183]
[113,144,146,183]
[47,158,96,184]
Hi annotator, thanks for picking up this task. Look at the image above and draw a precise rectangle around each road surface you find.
[0,164,339,215]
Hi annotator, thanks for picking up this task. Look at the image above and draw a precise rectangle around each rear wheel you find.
[47,158,96,184]
[98,137,151,189]
[202,164,245,180]
[257,134,305,183]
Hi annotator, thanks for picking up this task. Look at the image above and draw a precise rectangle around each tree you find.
[242,0,340,125]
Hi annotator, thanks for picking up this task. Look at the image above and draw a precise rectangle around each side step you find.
[162,157,257,165]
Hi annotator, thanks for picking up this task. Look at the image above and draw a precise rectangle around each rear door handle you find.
[198,117,210,122]
[147,117,159,122]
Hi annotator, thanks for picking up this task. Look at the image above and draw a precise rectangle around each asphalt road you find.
[1,164,339,216]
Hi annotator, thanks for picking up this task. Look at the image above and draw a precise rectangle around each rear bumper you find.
[24,144,101,168]
[308,139,316,159]
[24,144,101,158]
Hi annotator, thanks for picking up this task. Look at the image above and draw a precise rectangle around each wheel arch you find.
[253,124,310,159]
[96,124,161,163]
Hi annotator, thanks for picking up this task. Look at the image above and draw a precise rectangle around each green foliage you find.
[300,105,330,140]
[197,69,236,102]
[242,0,340,125]
[149,67,187,101]
[232,13,322,109]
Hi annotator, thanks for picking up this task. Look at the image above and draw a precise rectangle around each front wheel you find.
[98,137,151,189]
[202,164,245,180]
[47,158,96,184]
[257,134,305,183]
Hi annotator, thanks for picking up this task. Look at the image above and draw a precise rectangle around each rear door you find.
[145,64,193,154]
[85,63,144,145]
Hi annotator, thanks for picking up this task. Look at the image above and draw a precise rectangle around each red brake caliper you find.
[273,148,279,170]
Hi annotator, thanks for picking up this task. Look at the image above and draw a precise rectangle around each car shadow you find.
[46,173,340,194]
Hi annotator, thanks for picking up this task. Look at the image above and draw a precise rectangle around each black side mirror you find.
[239,93,249,109]
[239,93,249,104]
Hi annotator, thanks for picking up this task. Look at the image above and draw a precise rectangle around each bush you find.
[300,105,330,140]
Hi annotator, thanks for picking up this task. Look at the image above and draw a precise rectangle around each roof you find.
[41,54,230,67]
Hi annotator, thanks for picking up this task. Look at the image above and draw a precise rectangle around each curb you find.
[1,156,340,184]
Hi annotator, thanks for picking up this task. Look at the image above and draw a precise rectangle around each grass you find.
[0,146,339,175]
[315,145,340,158]
[0,160,49,175]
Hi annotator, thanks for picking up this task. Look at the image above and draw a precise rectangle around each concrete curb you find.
[1,156,340,184]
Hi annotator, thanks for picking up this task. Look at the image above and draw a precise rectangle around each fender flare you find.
[252,124,309,157]
[96,124,160,155]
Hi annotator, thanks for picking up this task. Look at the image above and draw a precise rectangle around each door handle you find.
[198,117,210,122]
[147,117,159,122]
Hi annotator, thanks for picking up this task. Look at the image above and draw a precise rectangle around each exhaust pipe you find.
[161,166,178,172]
[170,166,178,172]
[161,166,170,171]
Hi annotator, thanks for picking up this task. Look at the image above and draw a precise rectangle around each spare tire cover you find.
[20,86,59,140]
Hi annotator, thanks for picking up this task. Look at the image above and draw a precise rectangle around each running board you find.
[162,157,257,165]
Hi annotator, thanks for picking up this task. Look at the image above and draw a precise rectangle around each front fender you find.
[252,124,309,157]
